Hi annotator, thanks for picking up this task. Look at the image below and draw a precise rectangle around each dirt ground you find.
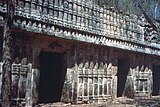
[36,96,160,107]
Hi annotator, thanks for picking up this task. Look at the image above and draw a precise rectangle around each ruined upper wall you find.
[13,0,145,41]
[0,0,160,55]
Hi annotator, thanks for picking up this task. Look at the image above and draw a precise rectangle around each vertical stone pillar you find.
[132,15,136,39]
[147,69,152,98]
[37,0,42,20]
[73,3,76,13]
[99,8,103,33]
[125,15,129,38]
[113,11,117,35]
[73,14,77,28]
[61,67,73,103]
[112,74,117,99]
[63,0,68,24]
[32,68,40,105]
[59,11,63,22]
[24,0,31,18]
[18,0,24,16]
[54,0,59,7]
[134,16,138,40]
[59,0,63,8]
[53,9,58,21]
[116,14,120,36]
[42,0,48,20]
[89,8,92,30]
[31,0,37,18]
[85,6,88,29]
[48,0,54,21]
[68,13,72,24]
[103,8,106,34]
[93,7,97,32]
[63,12,68,24]
[72,63,78,104]
[25,64,33,107]
[112,65,118,100]
[96,8,100,32]
[77,16,81,27]
[30,48,41,105]
[68,2,72,24]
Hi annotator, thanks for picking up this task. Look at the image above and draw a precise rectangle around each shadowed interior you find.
[117,59,129,97]
[38,52,64,103]
[152,65,160,96]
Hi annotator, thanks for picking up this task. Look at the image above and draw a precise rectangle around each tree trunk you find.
[138,3,158,32]
[1,0,13,107]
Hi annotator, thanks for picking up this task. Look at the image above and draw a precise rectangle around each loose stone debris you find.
[36,97,160,107]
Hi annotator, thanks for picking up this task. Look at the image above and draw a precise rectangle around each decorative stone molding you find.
[12,17,160,56]
[0,0,160,56]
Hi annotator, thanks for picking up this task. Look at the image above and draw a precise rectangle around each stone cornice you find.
[0,1,160,56]
[12,16,160,56]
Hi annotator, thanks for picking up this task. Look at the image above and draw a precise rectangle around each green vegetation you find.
[96,0,160,21]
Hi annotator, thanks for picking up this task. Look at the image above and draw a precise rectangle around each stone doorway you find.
[117,59,129,97]
[152,65,160,96]
[38,51,65,103]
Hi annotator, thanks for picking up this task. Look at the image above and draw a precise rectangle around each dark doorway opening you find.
[152,65,160,96]
[117,59,129,97]
[38,52,65,103]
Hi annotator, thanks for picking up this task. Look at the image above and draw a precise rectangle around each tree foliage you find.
[96,0,160,21]
[95,0,160,40]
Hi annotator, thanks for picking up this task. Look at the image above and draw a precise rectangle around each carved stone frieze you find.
[0,0,160,55]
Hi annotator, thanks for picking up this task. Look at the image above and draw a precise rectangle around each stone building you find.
[0,0,160,106]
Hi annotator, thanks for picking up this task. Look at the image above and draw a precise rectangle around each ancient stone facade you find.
[0,0,160,106]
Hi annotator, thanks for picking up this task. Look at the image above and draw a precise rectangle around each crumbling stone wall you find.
[0,28,3,61]
[8,33,160,104]
[63,45,117,104]
[12,32,32,63]
[61,43,160,103]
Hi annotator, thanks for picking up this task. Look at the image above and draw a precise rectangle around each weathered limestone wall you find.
[30,34,72,104]
[0,0,159,105]
[61,43,160,103]
[12,32,32,63]
[126,54,153,99]
[0,28,3,61]
[62,44,118,103]
[9,33,160,104]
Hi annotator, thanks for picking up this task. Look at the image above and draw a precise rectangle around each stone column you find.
[18,0,24,16]
[59,11,64,22]
[31,0,37,18]
[25,64,33,107]
[112,72,117,99]
[63,12,68,23]
[42,0,48,20]
[36,0,42,20]
[111,65,118,100]
[53,9,58,20]
[30,48,41,105]
[72,14,76,27]
[68,2,72,24]
[24,0,31,18]
[48,0,54,21]
[54,0,59,7]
